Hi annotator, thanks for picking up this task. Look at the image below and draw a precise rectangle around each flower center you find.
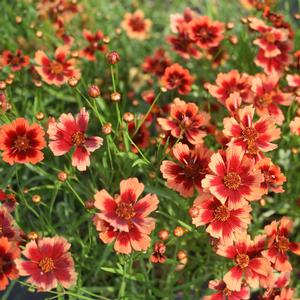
[260,93,273,106]
[242,127,258,141]
[214,205,230,221]
[277,236,290,252]
[50,62,64,74]
[115,202,135,220]
[264,32,275,43]
[223,288,232,296]
[129,17,145,32]
[223,172,241,190]
[235,253,250,268]
[14,135,30,152]
[72,131,85,146]
[38,257,55,273]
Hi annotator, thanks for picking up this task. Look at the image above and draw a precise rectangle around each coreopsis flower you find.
[204,279,250,300]
[248,74,293,125]
[191,193,252,244]
[223,105,281,157]
[34,46,81,86]
[263,272,292,300]
[79,29,107,61]
[0,118,46,165]
[161,63,194,95]
[286,74,300,89]
[0,237,20,290]
[142,48,172,77]
[217,232,273,291]
[255,157,286,194]
[0,190,17,212]
[289,116,300,135]
[262,217,300,272]
[0,208,20,241]
[150,241,166,264]
[160,143,212,197]
[16,236,77,291]
[157,98,209,145]
[1,50,30,71]
[188,16,225,49]
[121,10,152,40]
[93,178,159,254]
[202,146,264,208]
[48,107,103,171]
[170,7,195,33]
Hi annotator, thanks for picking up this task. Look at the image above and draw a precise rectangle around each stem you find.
[118,259,128,300]
[66,180,85,206]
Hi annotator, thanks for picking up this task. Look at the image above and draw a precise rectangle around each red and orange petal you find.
[0,118,46,165]
[289,117,300,135]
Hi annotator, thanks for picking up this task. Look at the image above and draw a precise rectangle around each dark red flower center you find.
[260,93,273,106]
[214,205,230,221]
[184,163,199,178]
[223,288,232,296]
[38,257,55,273]
[277,236,290,252]
[223,172,241,190]
[14,135,30,152]
[129,16,145,32]
[50,62,64,74]
[235,253,250,268]
[242,127,258,141]
[115,202,135,220]
[194,26,214,42]
[72,131,85,146]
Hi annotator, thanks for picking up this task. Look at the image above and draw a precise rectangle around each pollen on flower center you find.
[38,257,55,273]
[214,205,230,221]
[50,62,64,74]
[14,135,30,151]
[115,202,135,220]
[223,288,232,296]
[264,32,275,43]
[235,253,250,268]
[223,172,241,190]
[277,236,290,252]
[242,127,258,141]
[260,93,273,106]
[72,131,85,146]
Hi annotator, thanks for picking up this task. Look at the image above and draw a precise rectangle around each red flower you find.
[157,98,209,145]
[0,208,20,241]
[161,64,194,95]
[188,16,224,49]
[16,236,77,291]
[217,232,273,291]
[204,279,250,300]
[160,142,212,197]
[79,29,107,61]
[286,74,300,88]
[289,116,300,135]
[262,217,300,272]
[223,105,281,157]
[2,50,30,71]
[0,118,46,165]
[202,146,264,208]
[0,237,20,291]
[35,46,81,86]
[48,107,103,171]
[121,10,152,40]
[150,242,166,264]
[93,178,159,254]
[170,8,195,33]
[0,190,17,212]
[191,193,252,244]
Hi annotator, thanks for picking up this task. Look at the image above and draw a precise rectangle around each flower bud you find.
[88,85,101,98]
[57,171,68,182]
[123,112,134,123]
[111,92,121,102]
[102,123,112,135]
[68,77,79,87]
[158,229,169,241]
[27,231,39,240]
[106,51,120,65]
[35,112,45,120]
[32,194,41,203]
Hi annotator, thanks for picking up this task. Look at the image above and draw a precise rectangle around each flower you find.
[188,16,224,49]
[150,242,166,264]
[79,29,107,61]
[223,105,281,157]
[0,237,20,291]
[157,98,209,145]
[204,279,250,300]
[34,46,81,86]
[0,189,17,212]
[121,10,152,40]
[48,107,103,171]
[161,63,194,95]
[217,232,273,291]
[170,8,195,33]
[289,116,300,135]
[202,146,264,208]
[1,50,30,71]
[16,236,77,291]
[93,178,159,254]
[160,142,212,197]
[0,208,20,241]
[262,217,300,272]
[191,193,252,244]
[0,118,46,165]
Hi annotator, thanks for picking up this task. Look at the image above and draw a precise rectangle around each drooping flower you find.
[1,50,30,71]
[0,237,20,291]
[157,98,209,145]
[48,107,103,171]
[34,46,81,86]
[202,146,264,208]
[204,279,250,300]
[161,64,194,95]
[93,178,159,254]
[0,118,46,165]
[217,232,273,291]
[188,16,225,49]
[150,242,166,264]
[160,143,212,197]
[121,10,152,40]
[223,105,281,157]
[191,193,252,244]
[262,217,300,272]
[79,29,107,61]
[0,190,17,212]
[16,236,77,291]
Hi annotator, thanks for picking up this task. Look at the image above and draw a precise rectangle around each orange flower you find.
[2,50,30,72]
